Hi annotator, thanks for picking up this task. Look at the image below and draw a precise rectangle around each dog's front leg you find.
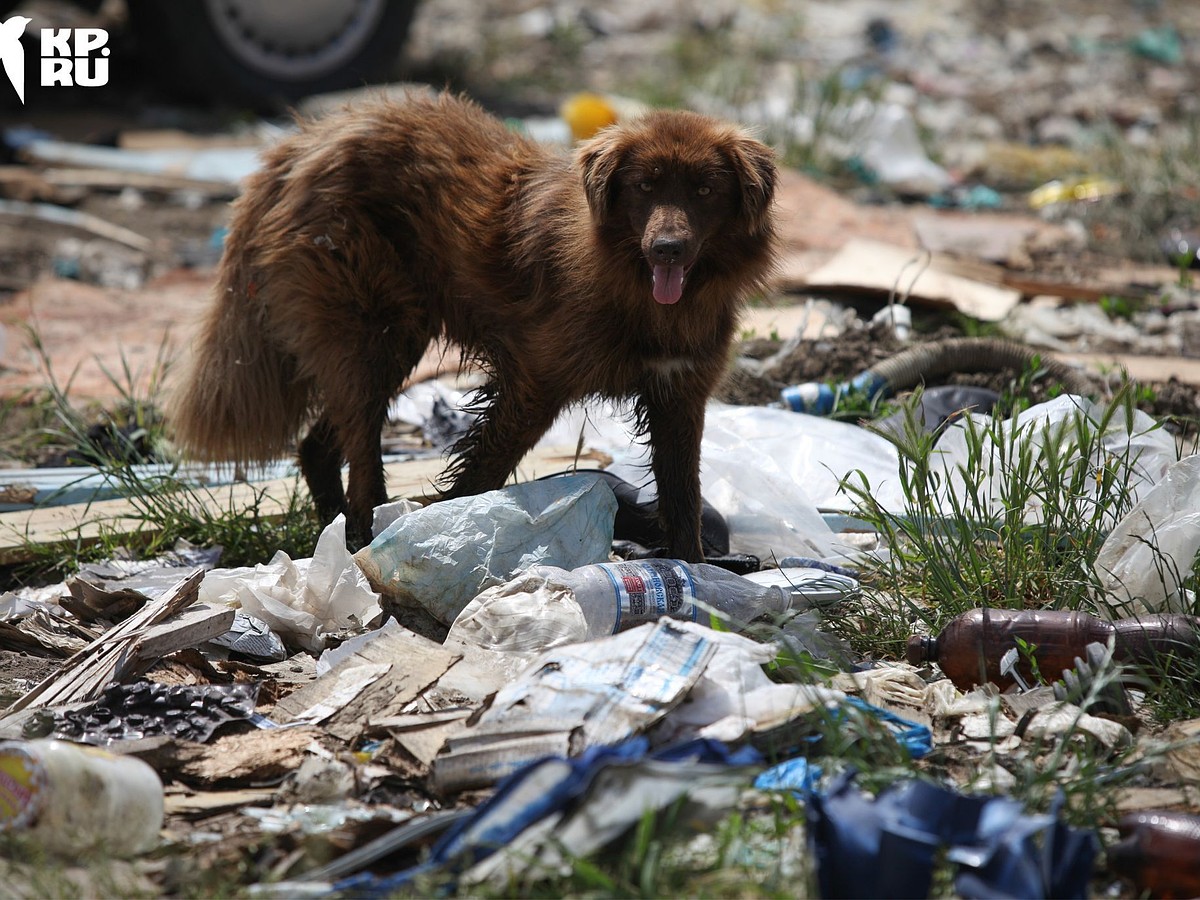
[442,380,568,499]
[643,389,706,563]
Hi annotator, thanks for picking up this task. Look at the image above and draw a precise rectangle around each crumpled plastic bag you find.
[354,474,617,626]
[700,403,901,559]
[447,569,590,652]
[934,394,1175,526]
[1093,453,1200,617]
[199,515,381,652]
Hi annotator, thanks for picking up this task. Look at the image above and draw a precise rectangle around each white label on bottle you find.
[597,560,697,631]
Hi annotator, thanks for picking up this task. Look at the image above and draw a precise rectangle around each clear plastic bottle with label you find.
[566,559,792,635]
[0,738,164,857]
[450,559,797,654]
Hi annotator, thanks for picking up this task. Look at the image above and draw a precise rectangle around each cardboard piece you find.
[274,626,461,743]
[802,238,1021,321]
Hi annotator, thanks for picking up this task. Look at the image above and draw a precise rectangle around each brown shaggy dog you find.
[171,93,778,559]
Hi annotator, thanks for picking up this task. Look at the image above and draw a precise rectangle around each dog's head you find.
[578,111,776,305]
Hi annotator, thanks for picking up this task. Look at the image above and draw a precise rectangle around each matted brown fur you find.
[170,93,778,557]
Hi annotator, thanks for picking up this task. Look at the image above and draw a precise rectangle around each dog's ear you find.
[726,136,777,238]
[577,130,625,225]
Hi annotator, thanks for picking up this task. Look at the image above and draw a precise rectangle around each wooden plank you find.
[3,569,203,712]
[0,445,609,565]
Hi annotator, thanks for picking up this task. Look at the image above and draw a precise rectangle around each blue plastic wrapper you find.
[806,771,1097,899]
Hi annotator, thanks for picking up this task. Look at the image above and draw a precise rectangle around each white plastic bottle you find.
[0,739,164,857]
[449,559,794,652]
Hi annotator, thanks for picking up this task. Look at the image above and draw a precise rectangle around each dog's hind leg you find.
[299,416,346,525]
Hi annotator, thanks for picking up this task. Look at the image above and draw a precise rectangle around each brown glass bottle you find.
[905,608,1200,691]
[1107,810,1200,900]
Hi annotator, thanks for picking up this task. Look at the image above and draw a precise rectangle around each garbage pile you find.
[0,384,1198,897]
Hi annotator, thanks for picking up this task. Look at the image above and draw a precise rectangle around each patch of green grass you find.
[835,383,1200,723]
[8,329,321,587]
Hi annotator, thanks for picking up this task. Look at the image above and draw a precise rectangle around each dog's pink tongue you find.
[652,265,685,304]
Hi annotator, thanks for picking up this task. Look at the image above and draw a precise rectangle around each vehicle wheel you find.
[127,0,420,108]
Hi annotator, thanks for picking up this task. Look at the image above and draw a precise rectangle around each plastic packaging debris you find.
[1107,810,1200,899]
[435,618,848,793]
[371,499,422,540]
[0,738,164,857]
[1052,642,1132,718]
[205,610,287,662]
[856,102,953,196]
[741,566,861,608]
[244,802,409,836]
[200,515,381,652]
[344,737,760,895]
[432,619,716,791]
[448,560,794,651]
[48,682,260,745]
[807,771,1096,900]
[701,403,898,556]
[1028,176,1123,209]
[386,380,473,448]
[354,475,616,626]
[933,394,1175,525]
[907,607,1200,692]
[1093,453,1200,617]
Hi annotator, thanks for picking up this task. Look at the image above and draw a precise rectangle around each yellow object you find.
[560,92,620,141]
[1029,176,1124,209]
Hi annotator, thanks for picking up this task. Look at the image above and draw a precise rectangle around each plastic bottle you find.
[1107,810,1200,899]
[449,559,794,652]
[905,608,1200,691]
[0,739,164,857]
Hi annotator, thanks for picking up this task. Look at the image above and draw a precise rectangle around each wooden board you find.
[0,445,609,565]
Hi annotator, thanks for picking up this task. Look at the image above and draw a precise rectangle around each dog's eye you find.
[638,182,653,193]
[697,185,712,196]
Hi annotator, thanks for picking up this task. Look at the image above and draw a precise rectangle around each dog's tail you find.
[169,265,311,467]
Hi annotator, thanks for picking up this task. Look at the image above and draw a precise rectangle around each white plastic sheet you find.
[1093,453,1200,617]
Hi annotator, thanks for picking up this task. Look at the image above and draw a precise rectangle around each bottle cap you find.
[906,634,933,665]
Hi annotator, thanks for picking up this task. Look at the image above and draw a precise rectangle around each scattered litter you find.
[806,770,1098,899]
[1108,810,1200,898]
[856,102,953,196]
[435,618,848,793]
[1094,453,1200,617]
[51,681,259,744]
[349,738,760,894]
[432,619,717,792]
[0,198,153,252]
[801,239,1021,321]
[200,515,381,653]
[907,606,1200,692]
[354,474,617,626]
[204,610,287,662]
[0,738,164,857]
[273,624,459,743]
[4,569,212,713]
[448,560,798,652]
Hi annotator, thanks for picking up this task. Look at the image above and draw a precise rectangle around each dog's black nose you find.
[651,237,685,265]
